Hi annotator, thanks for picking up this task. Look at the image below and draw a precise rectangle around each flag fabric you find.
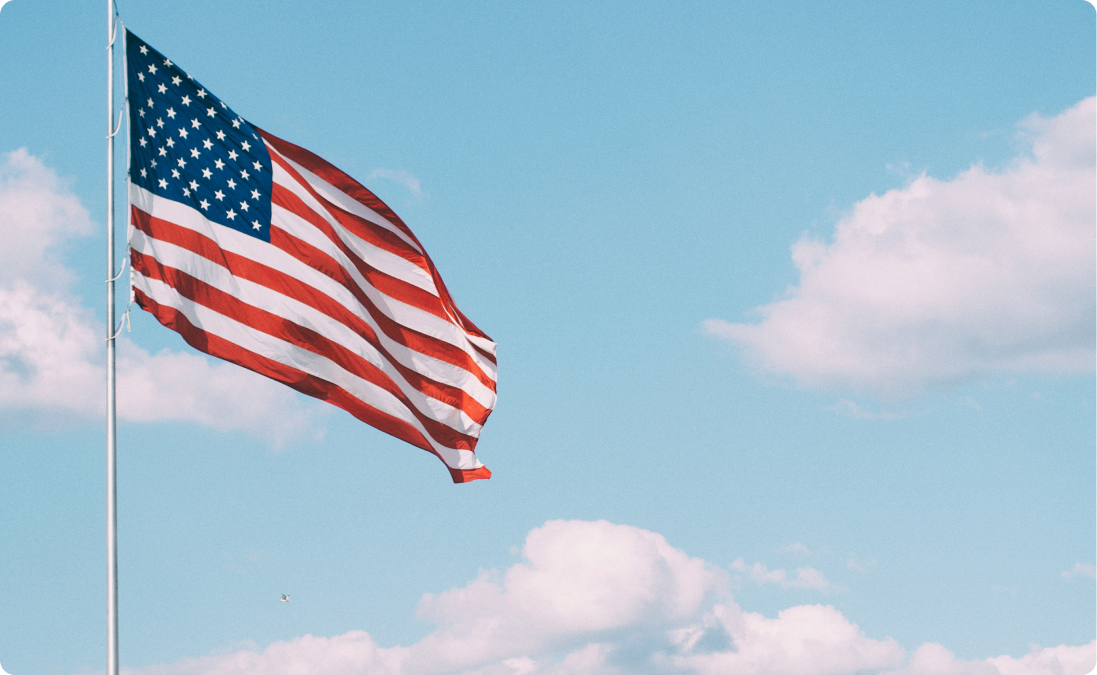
[124,30,497,482]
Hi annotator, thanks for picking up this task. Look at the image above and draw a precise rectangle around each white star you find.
[182,187,191,197]
[171,76,181,86]
[171,169,180,178]
[166,138,175,148]
[252,220,262,230]
[241,140,251,151]
[138,108,145,118]
[200,199,210,210]
[215,130,227,141]
[191,118,201,129]
[252,132,259,140]
[227,178,237,189]
[150,159,157,167]
[231,119,242,129]
[163,58,172,67]
[155,117,164,128]
[181,95,192,106]
[190,148,201,159]
[137,72,145,82]
[207,107,217,117]
[202,139,213,150]
[227,150,238,160]
[157,83,167,94]
[139,168,147,177]
[250,189,260,200]
[197,89,207,98]
[252,160,262,171]
[189,180,199,190]
[139,137,147,147]
[202,168,212,179]
[240,169,250,180]
[158,178,168,189]
[147,127,157,138]
[178,128,188,139]
[157,147,167,156]
[147,97,154,108]
[148,63,157,74]
[177,158,187,168]
[166,107,176,119]
[221,101,228,108]
[139,45,148,55]
[214,159,225,170]
[214,190,225,201]
[239,201,249,212]
[226,209,236,220]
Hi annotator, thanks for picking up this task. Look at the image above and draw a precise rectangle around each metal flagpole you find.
[106,0,119,672]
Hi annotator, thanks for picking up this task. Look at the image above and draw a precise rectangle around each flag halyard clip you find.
[108,308,131,341]
[107,257,132,341]
[107,256,128,283]
[107,108,124,139]
[107,15,119,50]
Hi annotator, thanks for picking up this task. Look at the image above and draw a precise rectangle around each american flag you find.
[125,30,497,482]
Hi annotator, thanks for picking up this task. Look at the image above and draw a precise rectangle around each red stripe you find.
[131,211,494,423]
[257,128,424,247]
[258,128,495,344]
[450,465,492,483]
[269,181,448,322]
[133,288,488,483]
[132,206,497,394]
[132,248,482,451]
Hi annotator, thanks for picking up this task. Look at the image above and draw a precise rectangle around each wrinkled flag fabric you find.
[125,29,497,482]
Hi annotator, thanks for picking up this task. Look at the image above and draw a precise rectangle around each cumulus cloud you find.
[0,148,323,442]
[704,97,1096,399]
[889,641,1097,675]
[121,519,1095,675]
[367,168,423,197]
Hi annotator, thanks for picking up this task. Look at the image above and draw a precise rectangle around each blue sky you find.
[0,1,1094,674]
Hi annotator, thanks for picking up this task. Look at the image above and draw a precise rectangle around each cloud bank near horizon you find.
[704,97,1096,399]
[0,148,324,443]
[122,519,1094,675]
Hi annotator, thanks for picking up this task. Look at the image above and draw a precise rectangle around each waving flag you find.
[125,30,497,482]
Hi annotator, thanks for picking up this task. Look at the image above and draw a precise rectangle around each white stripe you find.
[131,226,492,433]
[130,184,498,383]
[269,159,439,296]
[265,141,424,254]
[133,269,484,471]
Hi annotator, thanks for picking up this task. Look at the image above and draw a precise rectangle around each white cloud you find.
[1060,562,1096,580]
[781,542,811,556]
[406,519,725,672]
[704,97,1096,399]
[367,168,423,197]
[889,641,1097,675]
[846,555,877,574]
[731,558,833,590]
[122,519,1095,675]
[0,148,324,443]
[0,148,92,290]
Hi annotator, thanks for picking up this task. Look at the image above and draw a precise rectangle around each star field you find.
[126,30,273,242]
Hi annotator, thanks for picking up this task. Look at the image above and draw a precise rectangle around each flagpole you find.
[106,0,119,672]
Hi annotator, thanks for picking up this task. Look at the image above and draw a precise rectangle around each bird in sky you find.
[280,594,290,602]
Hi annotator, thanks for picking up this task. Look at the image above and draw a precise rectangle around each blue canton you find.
[127,30,273,242]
